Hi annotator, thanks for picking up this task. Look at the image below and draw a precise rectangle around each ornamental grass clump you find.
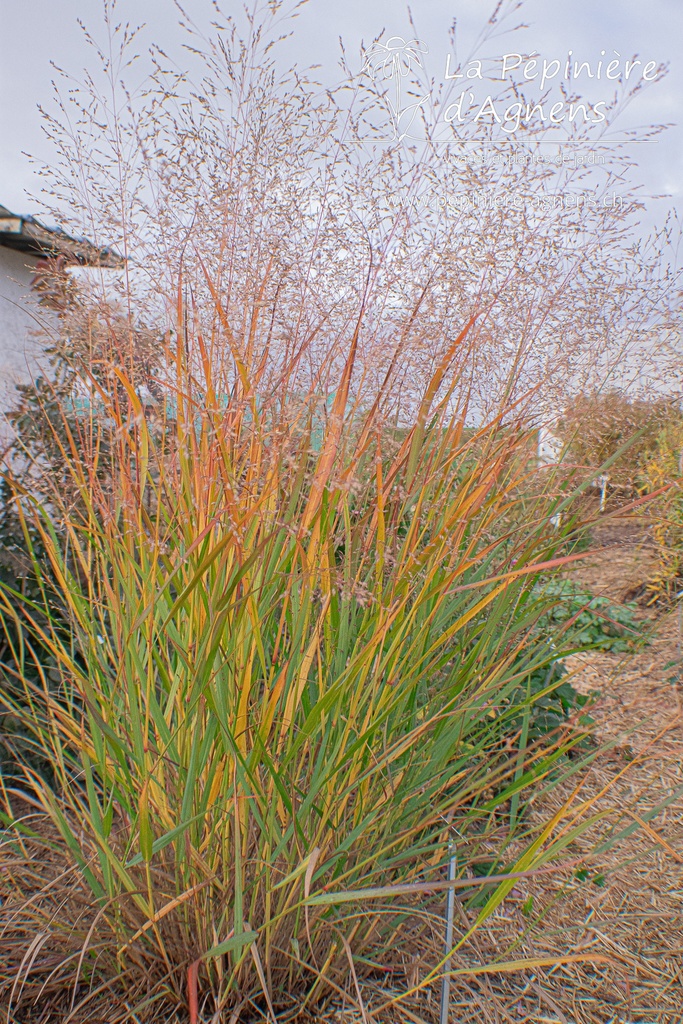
[0,302,596,1020]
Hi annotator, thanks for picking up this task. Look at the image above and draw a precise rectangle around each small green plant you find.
[536,579,645,653]
[518,659,591,742]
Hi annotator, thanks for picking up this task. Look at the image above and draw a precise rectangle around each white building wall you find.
[537,424,564,467]
[0,246,58,446]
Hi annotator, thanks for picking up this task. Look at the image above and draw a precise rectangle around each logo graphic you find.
[361,36,429,141]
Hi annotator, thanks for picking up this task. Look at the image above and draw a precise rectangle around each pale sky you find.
[1,0,681,227]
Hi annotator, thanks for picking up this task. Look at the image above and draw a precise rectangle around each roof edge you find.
[0,207,124,268]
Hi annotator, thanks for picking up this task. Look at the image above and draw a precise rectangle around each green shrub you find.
[557,390,682,497]
[639,421,683,603]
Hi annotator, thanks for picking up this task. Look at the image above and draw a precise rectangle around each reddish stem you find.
[187,959,200,1024]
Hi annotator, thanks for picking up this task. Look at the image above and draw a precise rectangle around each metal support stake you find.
[439,848,457,1024]
[598,473,609,513]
